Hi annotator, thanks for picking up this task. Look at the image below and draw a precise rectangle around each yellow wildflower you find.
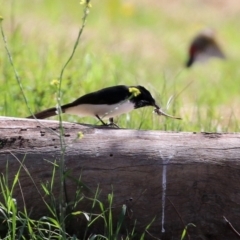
[80,0,86,4]
[80,0,91,8]
[50,79,60,87]
[77,131,84,139]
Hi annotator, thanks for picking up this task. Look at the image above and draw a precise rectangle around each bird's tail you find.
[27,107,59,119]
[27,101,76,119]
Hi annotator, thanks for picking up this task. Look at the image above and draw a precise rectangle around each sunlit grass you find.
[1,0,240,132]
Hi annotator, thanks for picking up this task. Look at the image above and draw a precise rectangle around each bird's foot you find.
[96,115,119,128]
[107,118,119,128]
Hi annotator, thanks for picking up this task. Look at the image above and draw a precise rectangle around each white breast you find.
[196,46,225,64]
[65,100,134,119]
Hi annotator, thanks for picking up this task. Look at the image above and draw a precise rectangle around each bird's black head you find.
[129,85,159,109]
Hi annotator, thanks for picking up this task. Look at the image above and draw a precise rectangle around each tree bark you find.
[0,117,240,239]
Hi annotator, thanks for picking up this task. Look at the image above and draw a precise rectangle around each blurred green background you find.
[0,0,240,131]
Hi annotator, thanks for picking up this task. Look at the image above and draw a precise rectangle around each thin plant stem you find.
[56,1,91,235]
[167,197,191,240]
[0,20,34,117]
[0,19,61,138]
[223,216,240,239]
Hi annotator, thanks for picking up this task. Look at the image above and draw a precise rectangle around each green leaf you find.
[41,183,50,195]
[180,228,187,240]
[71,211,82,215]
[181,223,196,240]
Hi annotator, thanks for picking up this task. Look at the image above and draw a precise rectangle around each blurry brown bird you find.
[186,29,225,67]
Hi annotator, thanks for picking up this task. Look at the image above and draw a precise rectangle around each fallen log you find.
[0,117,240,239]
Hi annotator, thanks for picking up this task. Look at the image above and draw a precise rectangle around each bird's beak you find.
[153,104,182,120]
[186,56,194,67]
[154,103,160,109]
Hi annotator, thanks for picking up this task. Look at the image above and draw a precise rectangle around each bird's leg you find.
[108,117,119,128]
[109,117,114,125]
[96,115,107,125]
[95,115,119,128]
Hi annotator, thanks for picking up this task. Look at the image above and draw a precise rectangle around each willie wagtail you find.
[27,85,181,125]
[186,28,225,67]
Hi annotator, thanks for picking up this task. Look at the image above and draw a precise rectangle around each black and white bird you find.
[27,85,181,126]
[186,29,225,67]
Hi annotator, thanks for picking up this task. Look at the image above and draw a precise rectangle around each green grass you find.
[0,0,240,131]
[0,158,152,239]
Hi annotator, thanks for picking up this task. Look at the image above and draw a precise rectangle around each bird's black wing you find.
[63,85,131,108]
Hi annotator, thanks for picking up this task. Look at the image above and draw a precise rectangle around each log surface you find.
[0,117,240,239]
